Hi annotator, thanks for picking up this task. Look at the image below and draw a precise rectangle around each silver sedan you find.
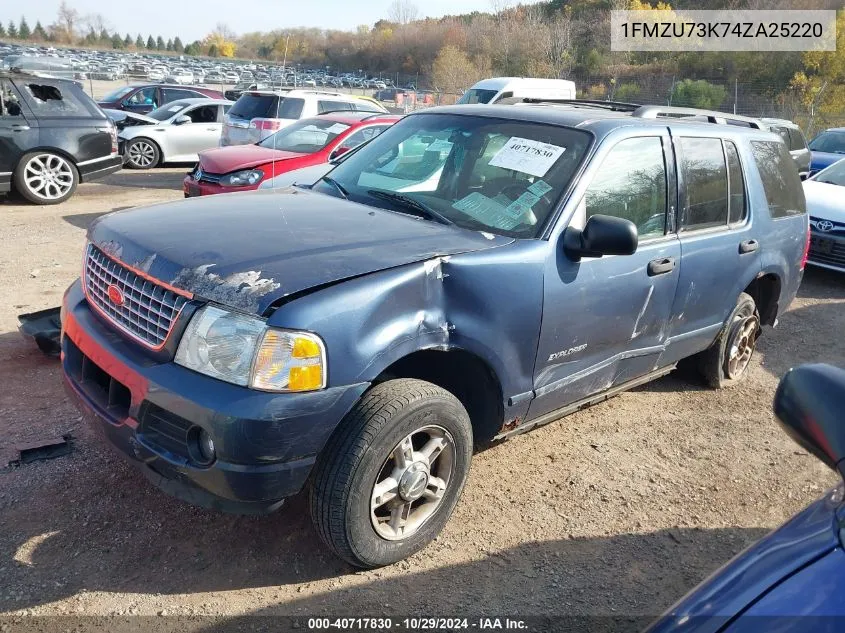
[114,98,233,169]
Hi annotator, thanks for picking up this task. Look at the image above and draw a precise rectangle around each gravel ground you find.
[1,171,844,631]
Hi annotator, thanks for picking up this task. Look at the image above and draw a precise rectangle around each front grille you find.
[84,244,188,349]
[808,235,845,269]
[194,167,222,185]
[138,402,192,460]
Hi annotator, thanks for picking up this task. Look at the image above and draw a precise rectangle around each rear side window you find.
[750,140,806,217]
[787,127,807,152]
[725,141,746,224]
[318,100,353,113]
[18,82,95,117]
[162,88,202,102]
[679,137,728,230]
[229,95,304,120]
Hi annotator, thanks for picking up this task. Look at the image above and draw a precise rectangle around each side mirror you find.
[774,363,845,477]
[173,115,191,125]
[562,214,638,262]
[329,145,351,161]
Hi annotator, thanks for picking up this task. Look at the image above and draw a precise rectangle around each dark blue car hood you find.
[87,188,512,315]
[647,485,842,633]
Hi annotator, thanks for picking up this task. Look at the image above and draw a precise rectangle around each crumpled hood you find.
[87,188,513,315]
[198,146,306,174]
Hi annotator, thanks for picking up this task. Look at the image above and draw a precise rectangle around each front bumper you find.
[807,229,845,273]
[61,279,368,514]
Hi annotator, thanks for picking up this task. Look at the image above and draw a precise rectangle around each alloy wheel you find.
[370,425,456,541]
[726,315,759,379]
[128,141,156,168]
[23,154,75,201]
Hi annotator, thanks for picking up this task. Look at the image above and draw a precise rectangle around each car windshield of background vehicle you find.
[147,101,189,121]
[813,160,845,187]
[457,89,498,104]
[258,118,351,153]
[102,85,135,101]
[809,131,845,154]
[318,113,591,238]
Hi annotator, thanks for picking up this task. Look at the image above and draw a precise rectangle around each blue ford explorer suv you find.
[61,102,809,568]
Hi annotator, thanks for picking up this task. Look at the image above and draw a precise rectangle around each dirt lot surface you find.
[1,172,844,630]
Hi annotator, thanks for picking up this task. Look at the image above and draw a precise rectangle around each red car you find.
[183,112,401,197]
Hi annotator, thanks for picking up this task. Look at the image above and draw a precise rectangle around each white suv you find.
[220,89,388,146]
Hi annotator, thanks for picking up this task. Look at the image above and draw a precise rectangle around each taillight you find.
[253,119,282,131]
[109,122,118,154]
[800,223,811,270]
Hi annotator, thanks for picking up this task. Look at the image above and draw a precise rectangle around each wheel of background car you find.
[125,138,161,170]
[697,292,760,389]
[310,378,473,568]
[14,151,79,205]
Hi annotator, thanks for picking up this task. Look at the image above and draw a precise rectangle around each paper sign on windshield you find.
[489,138,565,178]
[453,192,520,230]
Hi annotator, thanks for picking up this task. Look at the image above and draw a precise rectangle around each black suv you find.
[0,72,122,205]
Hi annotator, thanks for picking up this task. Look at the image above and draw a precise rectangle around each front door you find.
[528,132,681,420]
[166,104,222,161]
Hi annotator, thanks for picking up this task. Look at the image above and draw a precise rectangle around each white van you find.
[457,77,576,104]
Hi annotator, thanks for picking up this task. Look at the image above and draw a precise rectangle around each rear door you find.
[662,135,761,365]
[0,79,38,191]
[529,130,682,419]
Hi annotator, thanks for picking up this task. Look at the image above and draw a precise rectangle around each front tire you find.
[698,292,760,389]
[14,152,78,205]
[310,379,473,568]
[125,138,160,169]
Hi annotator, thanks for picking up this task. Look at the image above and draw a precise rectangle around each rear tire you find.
[125,138,160,170]
[698,292,760,389]
[14,152,78,205]
[310,378,473,568]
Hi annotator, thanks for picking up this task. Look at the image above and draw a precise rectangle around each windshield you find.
[314,113,591,237]
[147,101,189,121]
[102,85,135,102]
[259,118,351,153]
[808,131,845,154]
[457,89,499,105]
[812,159,845,186]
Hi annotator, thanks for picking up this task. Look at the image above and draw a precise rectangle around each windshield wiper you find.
[320,175,348,199]
[366,190,454,226]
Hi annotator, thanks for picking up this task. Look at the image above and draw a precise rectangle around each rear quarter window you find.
[17,81,98,117]
[750,140,806,218]
[787,127,807,152]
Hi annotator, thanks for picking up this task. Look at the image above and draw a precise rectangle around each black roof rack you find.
[518,98,642,112]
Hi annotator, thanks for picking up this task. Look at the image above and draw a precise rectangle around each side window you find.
[18,82,88,117]
[771,126,791,147]
[584,136,667,239]
[162,88,198,103]
[318,100,352,114]
[0,80,24,117]
[679,137,728,230]
[127,87,157,106]
[186,106,217,124]
[725,141,746,224]
[787,127,807,152]
[750,140,807,218]
[337,125,389,151]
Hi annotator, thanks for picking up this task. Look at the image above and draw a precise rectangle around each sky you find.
[10,0,507,42]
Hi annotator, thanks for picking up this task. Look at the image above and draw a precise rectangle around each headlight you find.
[219,169,263,187]
[175,305,326,392]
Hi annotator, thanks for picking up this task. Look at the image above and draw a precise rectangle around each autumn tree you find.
[432,44,482,94]
[51,1,79,43]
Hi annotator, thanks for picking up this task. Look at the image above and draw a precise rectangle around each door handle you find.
[11,123,30,131]
[739,239,759,254]
[647,257,676,276]
[206,127,218,131]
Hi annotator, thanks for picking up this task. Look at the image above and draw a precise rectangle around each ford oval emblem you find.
[107,284,125,307]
